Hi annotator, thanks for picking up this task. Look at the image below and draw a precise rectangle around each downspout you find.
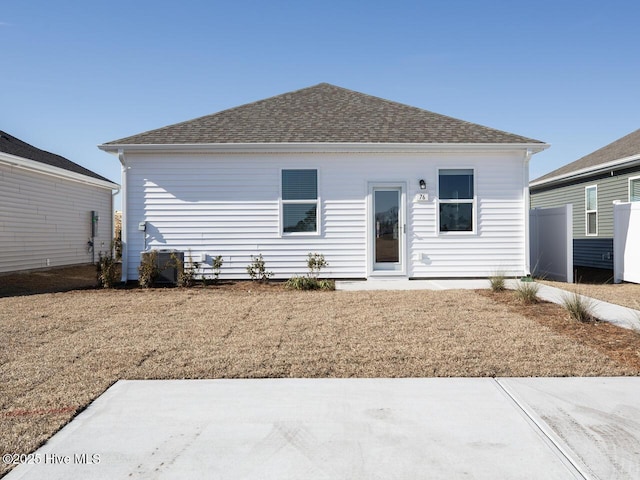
[111,184,120,256]
[523,149,532,276]
[118,149,128,283]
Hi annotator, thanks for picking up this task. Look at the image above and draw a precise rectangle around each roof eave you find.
[0,152,120,190]
[99,142,549,154]
[530,154,640,189]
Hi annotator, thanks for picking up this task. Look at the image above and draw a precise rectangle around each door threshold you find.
[367,275,408,280]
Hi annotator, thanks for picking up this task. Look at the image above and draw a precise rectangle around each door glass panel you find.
[374,190,400,263]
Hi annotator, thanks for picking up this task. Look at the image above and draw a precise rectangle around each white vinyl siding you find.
[585,185,598,236]
[0,162,113,273]
[413,157,525,277]
[124,151,528,280]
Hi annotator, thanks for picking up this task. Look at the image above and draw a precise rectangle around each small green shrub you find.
[174,251,198,288]
[246,254,273,282]
[138,251,159,288]
[285,252,333,290]
[307,253,328,279]
[317,279,336,291]
[514,280,539,304]
[562,292,596,323]
[211,255,223,282]
[489,272,506,292]
[285,275,335,291]
[112,236,123,261]
[96,252,119,288]
[285,275,314,290]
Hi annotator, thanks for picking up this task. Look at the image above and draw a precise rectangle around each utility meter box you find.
[91,210,99,237]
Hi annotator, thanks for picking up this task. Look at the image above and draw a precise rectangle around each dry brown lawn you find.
[1,266,640,477]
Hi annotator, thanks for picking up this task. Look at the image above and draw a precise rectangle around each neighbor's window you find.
[438,169,474,233]
[585,185,598,236]
[281,169,318,234]
[630,177,640,202]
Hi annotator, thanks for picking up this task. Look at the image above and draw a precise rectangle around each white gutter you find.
[117,149,128,283]
[530,153,640,188]
[111,183,121,257]
[99,142,550,155]
[0,151,120,190]
[523,149,533,276]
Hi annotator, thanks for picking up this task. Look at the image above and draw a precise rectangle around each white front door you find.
[370,184,406,275]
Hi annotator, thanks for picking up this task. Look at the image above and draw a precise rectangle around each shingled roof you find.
[104,83,544,146]
[1,130,115,183]
[532,128,640,185]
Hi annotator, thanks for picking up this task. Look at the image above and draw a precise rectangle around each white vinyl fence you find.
[530,205,573,283]
[613,201,640,284]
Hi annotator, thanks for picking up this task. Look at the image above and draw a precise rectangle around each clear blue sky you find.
[3,0,639,210]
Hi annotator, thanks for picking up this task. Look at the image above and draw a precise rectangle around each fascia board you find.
[530,154,640,189]
[0,152,120,190]
[99,142,550,155]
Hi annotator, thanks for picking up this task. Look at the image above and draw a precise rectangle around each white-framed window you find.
[281,169,319,235]
[585,185,598,236]
[629,176,640,202]
[438,168,475,233]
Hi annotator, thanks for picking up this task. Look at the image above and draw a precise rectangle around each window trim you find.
[436,167,477,235]
[585,184,598,236]
[629,175,640,202]
[279,168,320,237]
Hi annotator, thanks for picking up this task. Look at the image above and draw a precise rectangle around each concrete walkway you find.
[534,283,640,332]
[336,279,640,332]
[6,378,640,480]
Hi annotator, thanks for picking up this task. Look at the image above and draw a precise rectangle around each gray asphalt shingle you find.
[533,128,640,184]
[104,83,543,145]
[1,130,115,183]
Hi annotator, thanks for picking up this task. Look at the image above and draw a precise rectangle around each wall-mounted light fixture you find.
[419,179,426,190]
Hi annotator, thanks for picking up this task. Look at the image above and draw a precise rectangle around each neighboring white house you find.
[99,83,548,282]
[0,131,119,273]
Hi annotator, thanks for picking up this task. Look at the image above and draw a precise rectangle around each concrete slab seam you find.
[493,379,591,480]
